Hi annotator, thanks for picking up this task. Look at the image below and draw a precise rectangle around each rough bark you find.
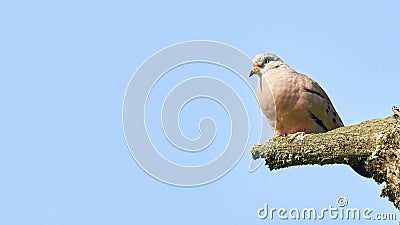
[251,114,400,212]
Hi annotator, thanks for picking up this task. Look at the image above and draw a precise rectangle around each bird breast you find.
[256,70,321,135]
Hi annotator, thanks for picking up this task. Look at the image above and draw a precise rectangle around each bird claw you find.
[269,132,306,142]
[286,132,306,142]
[269,134,284,141]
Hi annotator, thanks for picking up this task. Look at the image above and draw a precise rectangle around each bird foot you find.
[269,134,284,141]
[286,132,306,141]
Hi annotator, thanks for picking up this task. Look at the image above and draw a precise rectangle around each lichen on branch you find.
[251,115,400,211]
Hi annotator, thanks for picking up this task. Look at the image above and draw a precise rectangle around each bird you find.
[249,53,371,178]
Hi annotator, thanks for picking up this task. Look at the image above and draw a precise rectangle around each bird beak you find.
[249,66,260,77]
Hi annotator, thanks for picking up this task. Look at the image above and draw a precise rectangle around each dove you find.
[249,53,371,178]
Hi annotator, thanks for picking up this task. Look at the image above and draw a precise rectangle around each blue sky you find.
[1,0,399,224]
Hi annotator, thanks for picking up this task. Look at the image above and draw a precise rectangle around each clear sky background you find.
[1,0,399,224]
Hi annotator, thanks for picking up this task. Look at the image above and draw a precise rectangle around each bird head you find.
[249,53,283,77]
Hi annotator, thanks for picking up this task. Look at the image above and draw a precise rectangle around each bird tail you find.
[350,163,372,178]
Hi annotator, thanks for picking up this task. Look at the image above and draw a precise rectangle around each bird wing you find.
[297,72,344,130]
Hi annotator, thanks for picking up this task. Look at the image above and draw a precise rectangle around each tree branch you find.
[251,114,400,211]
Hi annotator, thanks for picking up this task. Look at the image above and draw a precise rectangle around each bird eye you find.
[263,57,270,64]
